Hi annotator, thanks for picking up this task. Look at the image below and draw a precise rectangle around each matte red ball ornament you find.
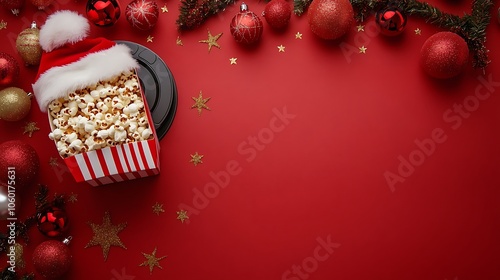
[29,0,52,9]
[0,52,19,87]
[230,3,264,45]
[0,140,40,189]
[125,0,159,31]
[37,205,69,237]
[0,0,24,15]
[307,0,353,40]
[375,7,407,36]
[86,0,121,27]
[263,0,292,29]
[33,239,72,279]
[420,31,469,79]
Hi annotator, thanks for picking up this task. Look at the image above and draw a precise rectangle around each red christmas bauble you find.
[37,205,69,237]
[420,31,469,79]
[0,52,19,87]
[0,0,24,15]
[263,0,292,29]
[29,0,52,9]
[230,3,263,45]
[33,240,72,279]
[86,0,121,27]
[125,0,159,31]
[0,140,40,189]
[375,7,407,36]
[307,0,353,40]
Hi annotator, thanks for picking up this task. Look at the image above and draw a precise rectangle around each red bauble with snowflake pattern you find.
[230,3,263,45]
[125,0,159,31]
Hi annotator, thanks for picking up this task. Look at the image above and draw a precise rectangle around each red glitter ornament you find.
[0,0,24,15]
[420,32,469,79]
[125,0,159,31]
[86,0,121,27]
[263,0,292,29]
[0,140,40,189]
[307,0,353,40]
[29,0,52,9]
[0,52,19,87]
[37,205,69,237]
[33,239,72,279]
[375,6,407,36]
[230,3,263,45]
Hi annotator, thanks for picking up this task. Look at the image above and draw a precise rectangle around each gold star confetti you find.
[68,192,78,203]
[176,210,189,223]
[278,45,285,52]
[199,30,222,53]
[152,202,165,215]
[295,32,302,39]
[161,5,168,12]
[13,243,25,268]
[49,157,59,167]
[139,247,167,274]
[190,152,204,166]
[229,57,237,65]
[356,24,365,32]
[414,28,422,35]
[85,211,127,261]
[0,20,7,30]
[176,36,183,46]
[147,35,154,43]
[23,121,39,137]
[191,91,211,116]
[359,45,367,54]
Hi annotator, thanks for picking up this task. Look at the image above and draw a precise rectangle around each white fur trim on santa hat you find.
[40,10,90,52]
[33,44,139,112]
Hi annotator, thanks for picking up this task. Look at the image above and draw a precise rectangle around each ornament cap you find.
[63,236,72,245]
[30,21,37,29]
[240,2,248,12]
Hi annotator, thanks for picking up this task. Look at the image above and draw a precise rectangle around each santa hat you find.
[33,10,139,112]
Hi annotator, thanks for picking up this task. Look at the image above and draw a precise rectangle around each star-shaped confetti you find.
[359,46,367,54]
[0,20,7,30]
[176,210,189,223]
[23,122,39,137]
[147,35,154,43]
[161,5,168,12]
[199,30,222,53]
[295,32,302,39]
[152,202,165,215]
[139,247,167,274]
[190,152,204,166]
[68,193,78,203]
[191,91,211,116]
[356,24,365,32]
[414,28,422,35]
[230,57,237,65]
[176,36,183,46]
[49,157,59,167]
[278,45,285,52]
[85,211,127,261]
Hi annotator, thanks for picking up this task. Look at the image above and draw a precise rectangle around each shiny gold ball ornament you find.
[0,87,32,121]
[16,22,42,66]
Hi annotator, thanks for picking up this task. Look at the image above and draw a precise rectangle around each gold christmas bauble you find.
[0,87,32,121]
[16,22,42,66]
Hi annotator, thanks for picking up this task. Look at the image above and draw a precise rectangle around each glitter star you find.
[161,5,168,12]
[152,202,165,215]
[414,28,422,35]
[13,243,25,268]
[278,45,285,52]
[295,32,302,39]
[23,122,39,137]
[49,157,59,167]
[0,20,7,30]
[85,211,127,261]
[191,91,211,116]
[230,57,237,65]
[176,210,189,223]
[147,35,154,43]
[359,45,367,54]
[356,24,365,32]
[139,247,167,274]
[68,193,78,203]
[199,30,222,53]
[190,152,203,166]
[176,36,183,46]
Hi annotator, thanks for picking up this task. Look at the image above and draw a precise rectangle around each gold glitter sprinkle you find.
[13,243,25,268]
[161,5,168,13]
[176,210,189,223]
[49,157,59,167]
[139,247,167,274]
[23,121,39,137]
[147,35,154,43]
[356,24,365,32]
[152,202,165,215]
[359,45,367,54]
[190,152,203,166]
[199,30,222,53]
[295,32,302,39]
[230,57,237,65]
[414,28,422,35]
[176,36,183,46]
[0,20,7,30]
[85,211,127,261]
[68,193,78,203]
[278,45,285,52]
[191,91,211,116]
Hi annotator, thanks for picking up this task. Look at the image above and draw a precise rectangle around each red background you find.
[1,0,500,279]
